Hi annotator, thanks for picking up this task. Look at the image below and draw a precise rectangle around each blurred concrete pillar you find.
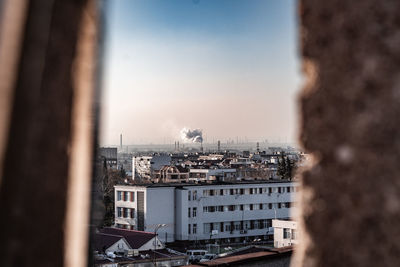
[0,0,98,266]
[295,1,400,266]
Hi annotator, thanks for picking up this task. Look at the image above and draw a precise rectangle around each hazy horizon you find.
[100,0,301,146]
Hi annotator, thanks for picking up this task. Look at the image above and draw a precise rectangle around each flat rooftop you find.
[115,179,297,188]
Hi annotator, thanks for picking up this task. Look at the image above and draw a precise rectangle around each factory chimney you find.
[256,142,260,153]
[120,134,122,150]
[217,140,221,152]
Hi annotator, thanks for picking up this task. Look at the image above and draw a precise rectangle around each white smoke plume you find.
[180,127,203,143]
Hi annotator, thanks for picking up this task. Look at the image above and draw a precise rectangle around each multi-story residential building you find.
[114,180,298,244]
[132,154,171,180]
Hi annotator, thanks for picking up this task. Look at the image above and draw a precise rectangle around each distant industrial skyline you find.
[100,0,301,146]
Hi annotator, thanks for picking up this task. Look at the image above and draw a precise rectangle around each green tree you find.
[277,152,286,179]
[285,157,293,180]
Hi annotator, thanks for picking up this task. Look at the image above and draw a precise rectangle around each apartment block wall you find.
[115,182,298,243]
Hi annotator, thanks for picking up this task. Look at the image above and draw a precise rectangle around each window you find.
[250,188,254,194]
[284,228,291,239]
[278,203,282,209]
[188,208,191,217]
[117,207,122,217]
[220,189,224,195]
[230,189,234,195]
[204,223,211,234]
[229,205,236,211]
[250,204,253,210]
[240,188,244,195]
[292,229,298,240]
[268,187,272,194]
[217,206,224,212]
[287,186,291,193]
[124,191,129,201]
[234,222,240,230]
[130,192,134,202]
[117,191,122,201]
[193,224,197,234]
[123,208,129,218]
[240,204,244,211]
[259,188,262,194]
[268,203,272,209]
[193,190,197,200]
[260,203,263,210]
[220,222,224,232]
[278,187,282,194]
[130,208,135,218]
[193,207,197,217]
[259,220,264,229]
[188,224,191,235]
[188,191,191,201]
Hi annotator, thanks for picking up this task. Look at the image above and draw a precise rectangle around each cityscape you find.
[94,0,300,266]
[0,0,394,266]
[92,137,305,266]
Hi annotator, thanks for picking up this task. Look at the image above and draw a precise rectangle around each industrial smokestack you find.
[218,140,221,152]
[257,142,260,153]
[120,134,122,150]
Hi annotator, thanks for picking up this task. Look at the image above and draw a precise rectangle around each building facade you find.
[272,219,299,248]
[114,181,298,244]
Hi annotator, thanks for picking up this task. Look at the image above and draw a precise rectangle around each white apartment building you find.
[114,181,298,244]
[272,219,299,248]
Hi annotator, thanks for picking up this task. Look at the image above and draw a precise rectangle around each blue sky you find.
[101,0,301,145]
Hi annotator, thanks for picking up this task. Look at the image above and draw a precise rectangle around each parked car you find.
[186,250,208,262]
[200,254,217,262]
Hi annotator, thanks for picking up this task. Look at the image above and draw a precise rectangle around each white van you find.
[186,250,208,262]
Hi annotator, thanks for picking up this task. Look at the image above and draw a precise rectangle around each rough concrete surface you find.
[295,1,400,266]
